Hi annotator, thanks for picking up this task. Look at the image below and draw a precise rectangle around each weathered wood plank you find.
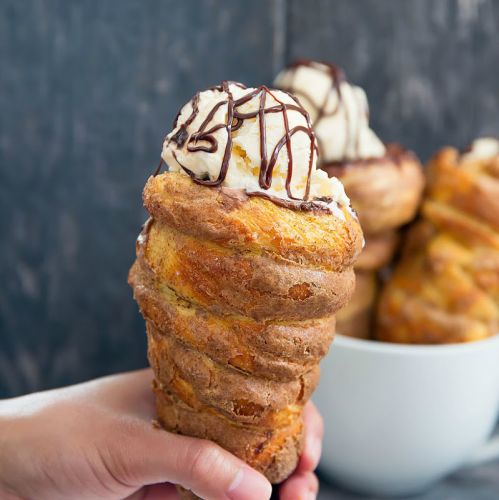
[0,0,282,396]
[286,0,499,160]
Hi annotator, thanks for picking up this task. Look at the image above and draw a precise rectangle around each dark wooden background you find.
[1,1,499,497]
[2,0,499,394]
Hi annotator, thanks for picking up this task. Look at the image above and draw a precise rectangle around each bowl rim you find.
[334,332,499,357]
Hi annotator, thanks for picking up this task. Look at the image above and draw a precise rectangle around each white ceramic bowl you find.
[314,333,499,497]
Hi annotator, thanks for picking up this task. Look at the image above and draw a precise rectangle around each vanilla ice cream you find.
[462,137,499,161]
[162,81,351,210]
[274,60,386,163]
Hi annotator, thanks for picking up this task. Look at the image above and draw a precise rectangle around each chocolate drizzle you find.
[249,191,333,213]
[153,158,164,177]
[321,143,416,178]
[218,186,334,214]
[278,59,369,161]
[161,81,319,203]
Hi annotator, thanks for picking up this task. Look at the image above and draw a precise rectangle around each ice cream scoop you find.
[161,81,350,210]
[463,137,499,161]
[275,60,386,163]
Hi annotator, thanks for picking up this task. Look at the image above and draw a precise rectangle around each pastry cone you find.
[324,146,423,339]
[129,81,363,496]
[354,230,399,272]
[129,172,362,493]
[377,140,499,343]
[335,271,377,339]
[322,145,425,236]
[275,62,424,339]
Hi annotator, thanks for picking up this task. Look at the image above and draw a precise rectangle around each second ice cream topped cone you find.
[129,81,363,497]
[275,60,425,338]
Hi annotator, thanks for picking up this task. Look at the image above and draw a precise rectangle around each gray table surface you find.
[317,459,499,499]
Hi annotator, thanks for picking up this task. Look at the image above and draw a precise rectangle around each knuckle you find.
[186,441,228,486]
[309,471,319,492]
[307,402,324,438]
[101,420,142,486]
[316,411,324,438]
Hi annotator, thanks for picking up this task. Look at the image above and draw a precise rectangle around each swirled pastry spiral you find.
[377,139,499,343]
[129,82,363,496]
[276,61,424,338]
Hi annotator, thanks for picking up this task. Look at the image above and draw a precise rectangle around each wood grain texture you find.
[1,1,498,496]
[4,0,498,396]
[318,457,499,499]
[0,0,281,396]
[287,0,499,160]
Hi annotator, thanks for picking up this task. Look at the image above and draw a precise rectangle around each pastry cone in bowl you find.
[321,145,424,236]
[335,271,377,339]
[377,138,499,344]
[355,230,399,272]
[129,82,363,497]
[275,60,424,338]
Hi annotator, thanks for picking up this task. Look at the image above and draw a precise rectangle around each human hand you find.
[0,369,322,500]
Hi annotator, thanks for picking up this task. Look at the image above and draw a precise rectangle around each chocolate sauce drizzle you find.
[159,81,319,203]
[249,191,333,213]
[320,143,414,178]
[278,59,368,162]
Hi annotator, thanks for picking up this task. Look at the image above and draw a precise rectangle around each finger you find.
[108,419,272,500]
[298,402,324,472]
[2,369,157,421]
[125,483,180,500]
[74,369,156,419]
[279,471,319,500]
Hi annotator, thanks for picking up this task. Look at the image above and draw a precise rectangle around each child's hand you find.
[0,369,322,500]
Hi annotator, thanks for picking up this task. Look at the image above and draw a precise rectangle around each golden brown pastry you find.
[355,230,399,271]
[377,138,499,344]
[335,271,377,339]
[129,82,363,497]
[275,60,424,338]
[322,146,424,235]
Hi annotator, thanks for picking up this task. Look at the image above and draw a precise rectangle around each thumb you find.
[125,483,179,500]
[111,419,272,500]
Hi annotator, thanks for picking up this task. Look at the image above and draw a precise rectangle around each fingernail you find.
[305,491,317,500]
[228,466,272,500]
[308,436,322,470]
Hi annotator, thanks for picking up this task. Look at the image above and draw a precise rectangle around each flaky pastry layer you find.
[377,148,499,343]
[129,259,334,381]
[129,171,363,484]
[321,147,424,234]
[336,271,377,339]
